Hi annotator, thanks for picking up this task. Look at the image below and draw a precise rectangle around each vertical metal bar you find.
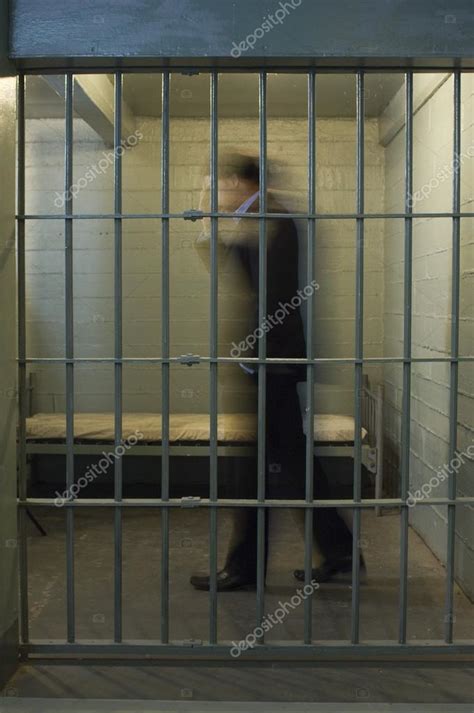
[160,71,170,644]
[256,71,268,640]
[209,71,219,644]
[113,71,123,643]
[445,70,461,644]
[304,71,316,645]
[64,73,75,643]
[351,70,364,645]
[17,73,29,644]
[399,71,413,644]
[375,383,384,517]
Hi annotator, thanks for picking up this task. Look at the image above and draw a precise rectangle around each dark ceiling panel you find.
[10,0,474,64]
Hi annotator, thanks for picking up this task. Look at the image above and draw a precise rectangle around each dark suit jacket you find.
[231,195,307,376]
[195,193,307,378]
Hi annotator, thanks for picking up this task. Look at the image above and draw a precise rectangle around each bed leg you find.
[26,508,47,536]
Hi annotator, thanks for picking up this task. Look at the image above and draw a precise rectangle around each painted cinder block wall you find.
[382,73,474,598]
[24,110,385,416]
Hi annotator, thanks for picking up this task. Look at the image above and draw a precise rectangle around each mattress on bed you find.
[25,412,367,444]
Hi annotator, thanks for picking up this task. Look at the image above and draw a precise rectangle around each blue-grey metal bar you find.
[209,71,219,644]
[65,73,75,643]
[21,66,474,76]
[445,70,461,644]
[351,70,364,644]
[21,497,474,509]
[20,356,474,365]
[304,70,316,645]
[113,71,123,643]
[16,64,473,663]
[256,70,268,640]
[17,73,29,645]
[160,71,171,644]
[18,211,474,221]
[20,641,474,662]
[399,71,413,645]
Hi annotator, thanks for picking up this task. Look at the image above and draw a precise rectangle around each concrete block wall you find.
[24,113,385,416]
[382,73,474,599]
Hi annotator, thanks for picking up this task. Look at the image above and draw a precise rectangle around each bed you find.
[23,374,384,504]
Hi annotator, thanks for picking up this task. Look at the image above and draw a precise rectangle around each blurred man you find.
[191,153,360,591]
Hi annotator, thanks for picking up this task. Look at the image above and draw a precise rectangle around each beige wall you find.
[24,114,385,416]
[383,73,474,598]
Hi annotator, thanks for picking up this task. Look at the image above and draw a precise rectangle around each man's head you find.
[217,152,259,212]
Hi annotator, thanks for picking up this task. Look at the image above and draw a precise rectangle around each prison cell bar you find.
[17,73,29,645]
[18,212,474,221]
[20,356,474,365]
[113,72,124,643]
[21,497,474,509]
[351,70,364,645]
[445,70,462,644]
[256,70,268,642]
[21,65,474,75]
[64,73,76,643]
[399,70,414,645]
[160,70,171,644]
[18,641,474,661]
[304,70,316,644]
[374,382,384,517]
[16,68,474,662]
[209,71,219,644]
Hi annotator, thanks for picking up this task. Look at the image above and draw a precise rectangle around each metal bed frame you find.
[23,371,384,499]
